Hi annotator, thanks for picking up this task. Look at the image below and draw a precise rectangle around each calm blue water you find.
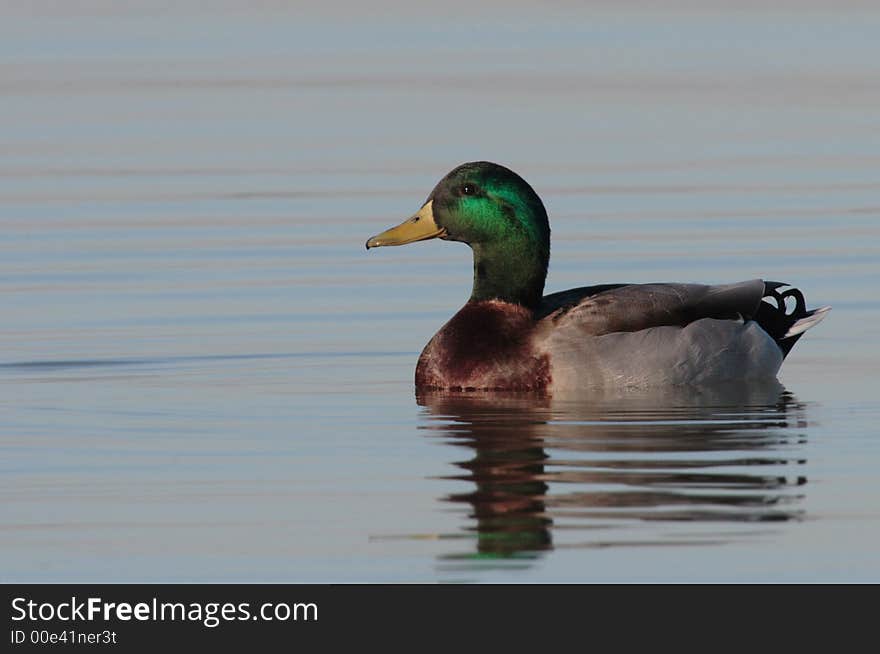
[2,2,879,582]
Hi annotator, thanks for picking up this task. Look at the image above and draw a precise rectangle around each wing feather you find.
[538,279,766,336]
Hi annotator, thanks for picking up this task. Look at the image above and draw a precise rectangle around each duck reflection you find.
[417,381,808,564]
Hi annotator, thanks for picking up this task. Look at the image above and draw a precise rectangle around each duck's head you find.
[366,161,550,309]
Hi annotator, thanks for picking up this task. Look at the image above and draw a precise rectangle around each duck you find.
[365,161,830,392]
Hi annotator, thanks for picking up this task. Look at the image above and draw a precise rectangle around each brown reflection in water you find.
[417,381,808,562]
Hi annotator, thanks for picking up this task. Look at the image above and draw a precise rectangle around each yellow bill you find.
[365,200,446,249]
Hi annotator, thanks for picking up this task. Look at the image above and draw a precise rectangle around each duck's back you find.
[534,279,828,389]
[537,279,766,333]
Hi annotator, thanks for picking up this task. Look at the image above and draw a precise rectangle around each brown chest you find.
[414,301,551,392]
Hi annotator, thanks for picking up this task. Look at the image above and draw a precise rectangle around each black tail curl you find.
[754,281,814,358]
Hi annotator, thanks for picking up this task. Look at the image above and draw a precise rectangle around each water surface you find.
[2,2,879,582]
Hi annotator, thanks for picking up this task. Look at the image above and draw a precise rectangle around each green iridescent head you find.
[367,161,551,309]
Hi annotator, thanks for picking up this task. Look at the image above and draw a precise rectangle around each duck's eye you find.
[461,184,478,196]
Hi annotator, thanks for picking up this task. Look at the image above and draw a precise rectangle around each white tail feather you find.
[783,306,831,339]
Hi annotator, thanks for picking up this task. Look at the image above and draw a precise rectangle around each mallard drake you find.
[366,161,829,392]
